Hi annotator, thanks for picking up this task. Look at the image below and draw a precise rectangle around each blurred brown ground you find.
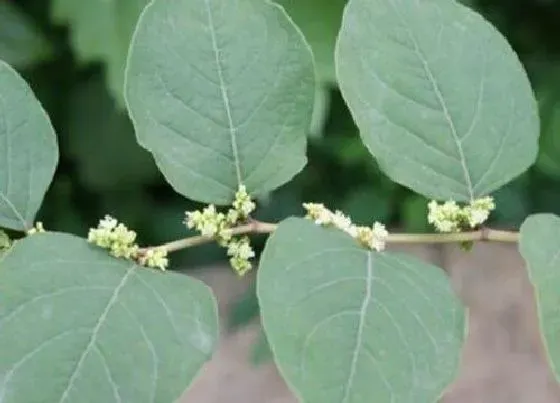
[180,243,560,403]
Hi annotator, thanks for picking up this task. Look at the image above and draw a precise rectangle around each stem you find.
[140,220,518,254]
[387,228,518,243]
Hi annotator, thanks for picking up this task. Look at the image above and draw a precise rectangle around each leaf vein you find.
[386,0,474,200]
[58,265,136,403]
[204,0,243,186]
[341,252,372,403]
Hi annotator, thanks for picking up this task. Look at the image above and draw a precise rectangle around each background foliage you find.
[3,0,560,362]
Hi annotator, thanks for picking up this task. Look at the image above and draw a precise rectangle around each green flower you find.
[140,247,169,271]
[88,215,139,261]
[227,237,255,276]
[232,185,256,219]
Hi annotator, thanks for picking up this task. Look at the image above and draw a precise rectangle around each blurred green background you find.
[3,0,560,358]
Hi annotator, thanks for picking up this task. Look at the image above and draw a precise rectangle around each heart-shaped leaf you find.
[0,61,58,231]
[336,0,539,202]
[125,0,315,204]
[258,218,465,402]
[0,232,218,402]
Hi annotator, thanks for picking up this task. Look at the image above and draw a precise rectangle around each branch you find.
[140,220,518,254]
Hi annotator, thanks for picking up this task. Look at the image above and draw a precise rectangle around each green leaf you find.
[0,232,218,402]
[519,214,560,379]
[335,0,539,202]
[0,2,52,68]
[275,0,346,84]
[65,76,159,191]
[51,0,148,103]
[258,218,464,402]
[125,0,315,205]
[0,61,58,231]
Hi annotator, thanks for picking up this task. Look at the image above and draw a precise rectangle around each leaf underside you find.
[0,60,58,231]
[258,218,465,403]
[0,232,219,403]
[336,0,539,202]
[125,0,315,205]
[519,214,560,379]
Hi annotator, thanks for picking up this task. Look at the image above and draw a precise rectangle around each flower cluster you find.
[88,215,168,270]
[227,237,255,275]
[231,185,256,221]
[427,196,495,233]
[185,185,257,275]
[185,204,233,246]
[138,247,169,271]
[303,203,389,252]
[27,222,45,235]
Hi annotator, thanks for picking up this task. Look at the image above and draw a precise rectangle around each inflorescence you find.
[427,196,495,233]
[302,202,389,251]
[27,222,45,235]
[84,187,497,274]
[88,215,168,270]
[185,185,257,276]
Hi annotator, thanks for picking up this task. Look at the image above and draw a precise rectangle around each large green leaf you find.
[335,0,539,202]
[275,0,346,84]
[258,218,464,402]
[0,232,218,402]
[519,214,560,378]
[51,0,148,103]
[125,0,315,205]
[0,61,58,231]
[0,2,51,68]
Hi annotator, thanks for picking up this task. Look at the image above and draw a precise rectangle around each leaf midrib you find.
[0,191,26,229]
[387,0,475,200]
[340,251,373,403]
[203,0,243,188]
[58,264,136,403]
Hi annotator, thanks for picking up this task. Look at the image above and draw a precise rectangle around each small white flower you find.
[304,202,390,251]
[466,208,489,228]
[427,200,462,233]
[232,185,256,219]
[88,215,139,260]
[344,224,359,238]
[303,203,333,226]
[371,222,388,251]
[372,222,388,239]
[99,215,118,230]
[227,237,255,276]
[27,222,45,235]
[227,209,239,224]
[331,210,353,232]
[141,247,169,271]
[200,221,219,238]
[427,196,495,232]
[464,196,495,228]
[435,219,457,233]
